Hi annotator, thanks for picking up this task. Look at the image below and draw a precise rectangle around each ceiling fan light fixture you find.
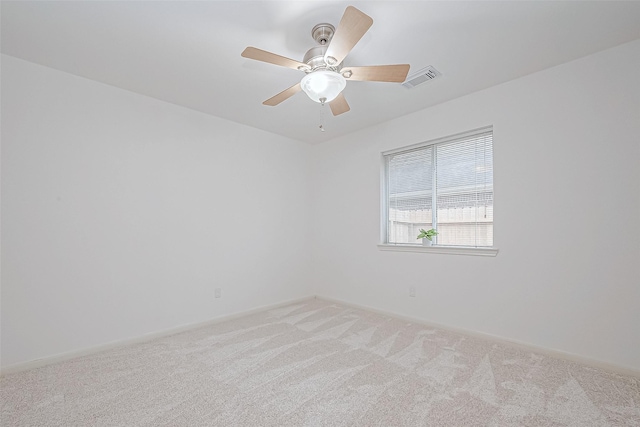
[241,6,409,115]
[300,70,346,103]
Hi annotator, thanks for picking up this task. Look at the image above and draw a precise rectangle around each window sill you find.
[377,244,499,257]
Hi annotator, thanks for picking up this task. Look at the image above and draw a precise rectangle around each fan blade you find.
[263,83,302,106]
[324,6,373,66]
[342,65,410,82]
[242,47,309,71]
[329,93,350,116]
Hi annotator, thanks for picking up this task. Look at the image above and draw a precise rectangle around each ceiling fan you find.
[241,6,410,116]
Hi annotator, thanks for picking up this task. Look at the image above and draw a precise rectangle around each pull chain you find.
[319,97,326,132]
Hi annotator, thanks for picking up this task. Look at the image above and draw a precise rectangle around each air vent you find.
[402,66,442,89]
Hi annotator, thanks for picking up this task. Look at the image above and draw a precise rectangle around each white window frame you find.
[378,126,498,257]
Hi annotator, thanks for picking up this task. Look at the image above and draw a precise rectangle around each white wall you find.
[310,40,640,371]
[1,55,312,368]
[3,40,639,373]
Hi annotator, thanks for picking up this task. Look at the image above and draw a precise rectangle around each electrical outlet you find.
[214,288,221,298]
[409,286,416,297]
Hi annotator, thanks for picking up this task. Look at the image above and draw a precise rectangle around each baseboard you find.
[0,295,315,376]
[315,295,640,378]
[5,294,638,379]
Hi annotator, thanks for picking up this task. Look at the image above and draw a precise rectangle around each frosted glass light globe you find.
[300,70,346,103]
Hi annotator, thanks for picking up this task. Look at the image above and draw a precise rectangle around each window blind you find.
[386,147,433,244]
[384,127,493,247]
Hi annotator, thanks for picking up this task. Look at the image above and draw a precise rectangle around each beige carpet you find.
[1,298,639,426]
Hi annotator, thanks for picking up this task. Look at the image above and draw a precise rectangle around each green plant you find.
[417,228,438,241]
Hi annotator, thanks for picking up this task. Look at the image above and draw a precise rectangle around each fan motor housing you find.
[302,23,341,72]
[302,45,327,69]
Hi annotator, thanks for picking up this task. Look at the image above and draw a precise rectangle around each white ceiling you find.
[2,1,640,144]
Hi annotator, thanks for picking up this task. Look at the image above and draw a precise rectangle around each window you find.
[382,127,494,249]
